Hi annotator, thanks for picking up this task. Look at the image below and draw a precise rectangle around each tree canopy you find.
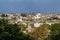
[31,24,50,40]
[0,19,33,40]
[46,23,60,40]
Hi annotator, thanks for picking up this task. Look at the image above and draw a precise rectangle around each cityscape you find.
[0,0,60,40]
[0,13,60,40]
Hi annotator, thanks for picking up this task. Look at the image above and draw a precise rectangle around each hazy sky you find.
[0,0,60,13]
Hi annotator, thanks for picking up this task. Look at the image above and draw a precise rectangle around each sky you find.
[0,0,60,14]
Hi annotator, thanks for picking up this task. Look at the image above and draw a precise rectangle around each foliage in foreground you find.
[31,24,50,40]
[46,23,60,40]
[0,19,34,40]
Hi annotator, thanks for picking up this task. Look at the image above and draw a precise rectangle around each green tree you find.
[50,23,60,35]
[21,14,27,17]
[0,19,33,40]
[46,23,60,40]
[0,19,8,26]
[1,14,8,17]
[20,24,27,31]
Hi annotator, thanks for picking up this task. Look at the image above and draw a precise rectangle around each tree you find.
[46,23,60,40]
[0,19,8,26]
[21,14,27,17]
[50,23,60,35]
[1,14,8,17]
[19,24,27,31]
[0,19,33,40]
[31,24,50,40]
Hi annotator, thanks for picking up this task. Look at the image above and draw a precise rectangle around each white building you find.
[34,13,41,19]
[34,23,43,27]
[30,23,43,28]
